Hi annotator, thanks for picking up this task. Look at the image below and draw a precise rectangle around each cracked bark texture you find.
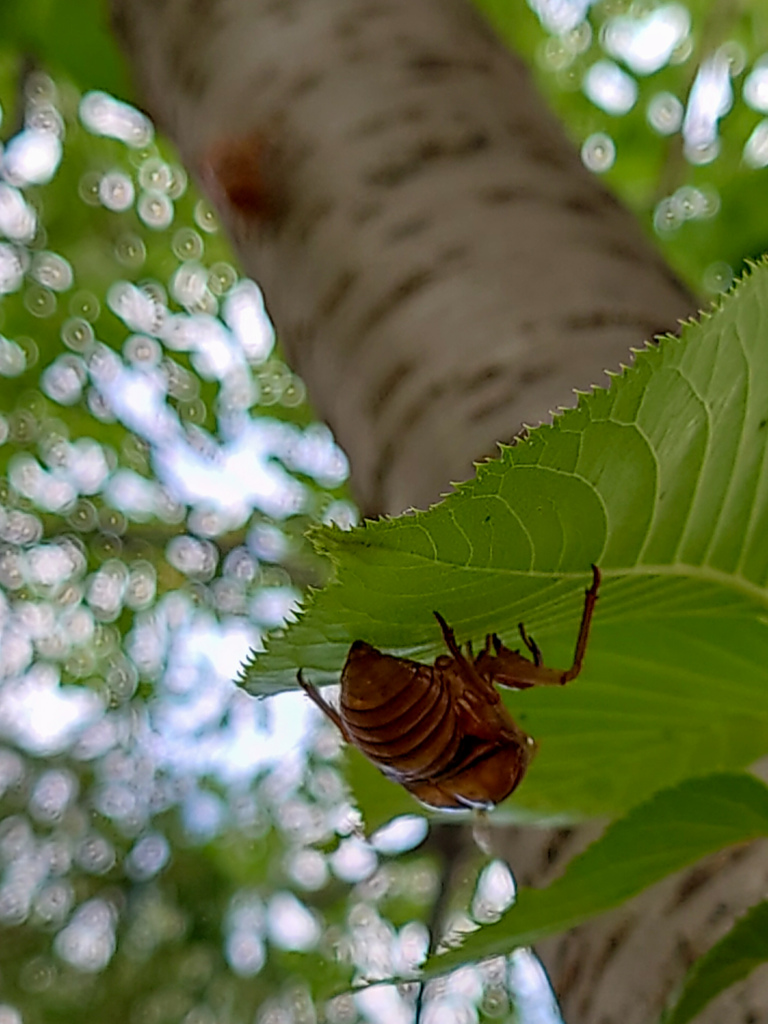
[110,1,767,1022]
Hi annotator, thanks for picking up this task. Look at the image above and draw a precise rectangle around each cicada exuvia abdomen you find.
[299,566,600,810]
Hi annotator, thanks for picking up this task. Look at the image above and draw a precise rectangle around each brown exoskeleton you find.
[299,566,600,810]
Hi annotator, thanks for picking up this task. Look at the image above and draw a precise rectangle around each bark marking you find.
[202,131,288,225]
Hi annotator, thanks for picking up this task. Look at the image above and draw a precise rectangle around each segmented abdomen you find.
[340,641,462,781]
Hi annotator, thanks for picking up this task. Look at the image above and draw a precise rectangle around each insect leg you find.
[561,563,601,682]
[297,670,353,741]
[518,622,542,666]
[433,611,463,660]
[475,566,601,689]
[433,611,500,704]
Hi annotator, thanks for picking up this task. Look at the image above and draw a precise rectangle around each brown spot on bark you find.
[202,131,287,225]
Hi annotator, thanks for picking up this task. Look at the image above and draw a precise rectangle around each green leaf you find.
[0,0,131,99]
[664,900,768,1024]
[243,262,768,818]
[426,774,768,975]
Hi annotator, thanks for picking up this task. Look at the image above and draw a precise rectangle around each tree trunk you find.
[112,0,691,520]
[111,2,763,1022]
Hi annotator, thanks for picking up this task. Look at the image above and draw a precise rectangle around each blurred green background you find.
[0,1,767,1022]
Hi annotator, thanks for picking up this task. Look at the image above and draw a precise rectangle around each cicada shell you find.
[299,566,600,810]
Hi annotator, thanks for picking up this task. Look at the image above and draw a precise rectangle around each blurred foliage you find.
[0,51,403,1024]
[0,0,130,101]
[1,1,768,1023]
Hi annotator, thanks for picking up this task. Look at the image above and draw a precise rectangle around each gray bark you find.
[502,819,768,1024]
[110,2,764,1023]
[112,0,691,518]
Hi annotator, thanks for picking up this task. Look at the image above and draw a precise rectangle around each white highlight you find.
[683,50,732,163]
[744,58,768,113]
[603,4,690,76]
[80,92,154,148]
[583,60,637,115]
